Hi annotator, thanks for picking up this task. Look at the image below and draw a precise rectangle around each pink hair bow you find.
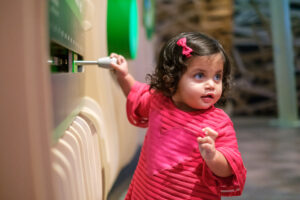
[176,37,193,58]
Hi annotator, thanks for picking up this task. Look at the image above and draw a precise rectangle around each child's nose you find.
[205,79,215,89]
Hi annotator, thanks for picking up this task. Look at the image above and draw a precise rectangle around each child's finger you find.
[118,55,125,61]
[202,127,218,140]
[110,61,119,70]
[110,53,119,59]
[197,136,213,145]
[110,53,123,64]
[198,143,212,150]
[197,136,207,144]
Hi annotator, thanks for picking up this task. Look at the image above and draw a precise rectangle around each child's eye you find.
[214,74,222,81]
[194,73,204,80]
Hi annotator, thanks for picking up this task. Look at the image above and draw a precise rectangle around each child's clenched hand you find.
[110,53,128,78]
[197,127,218,161]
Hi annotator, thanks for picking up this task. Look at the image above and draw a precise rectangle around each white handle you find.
[74,57,117,69]
[96,57,117,68]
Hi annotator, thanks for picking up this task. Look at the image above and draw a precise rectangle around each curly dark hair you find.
[147,32,232,101]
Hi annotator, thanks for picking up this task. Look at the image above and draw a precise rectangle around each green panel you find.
[48,0,84,55]
[143,0,155,40]
[72,53,78,73]
[51,65,59,73]
[107,0,139,59]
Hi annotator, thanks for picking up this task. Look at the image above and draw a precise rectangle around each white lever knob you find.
[74,57,117,69]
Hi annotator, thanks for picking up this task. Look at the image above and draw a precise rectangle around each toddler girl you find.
[110,32,246,199]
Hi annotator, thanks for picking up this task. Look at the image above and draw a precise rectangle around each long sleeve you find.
[126,81,152,128]
[213,119,247,196]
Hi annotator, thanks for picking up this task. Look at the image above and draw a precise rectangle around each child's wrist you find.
[203,150,218,163]
[117,72,129,81]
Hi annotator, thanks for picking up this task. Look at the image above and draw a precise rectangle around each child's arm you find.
[197,127,233,178]
[110,53,136,96]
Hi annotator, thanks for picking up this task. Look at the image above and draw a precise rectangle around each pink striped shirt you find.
[125,82,246,200]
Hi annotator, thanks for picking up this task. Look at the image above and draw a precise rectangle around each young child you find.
[110,32,247,199]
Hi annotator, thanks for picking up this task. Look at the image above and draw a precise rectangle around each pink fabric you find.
[125,82,247,199]
[145,127,199,175]
[177,37,193,58]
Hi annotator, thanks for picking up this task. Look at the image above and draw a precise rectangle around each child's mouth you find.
[201,94,214,103]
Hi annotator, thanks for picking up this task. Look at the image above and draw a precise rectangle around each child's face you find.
[172,53,224,111]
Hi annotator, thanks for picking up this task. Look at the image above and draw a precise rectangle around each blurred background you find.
[0,0,299,200]
[154,0,300,118]
[110,0,300,199]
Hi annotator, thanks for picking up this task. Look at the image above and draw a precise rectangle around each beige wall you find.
[0,0,54,199]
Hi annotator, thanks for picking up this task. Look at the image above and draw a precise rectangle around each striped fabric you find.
[125,82,246,200]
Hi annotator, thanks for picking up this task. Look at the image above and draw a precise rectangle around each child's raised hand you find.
[110,53,128,78]
[197,127,218,161]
